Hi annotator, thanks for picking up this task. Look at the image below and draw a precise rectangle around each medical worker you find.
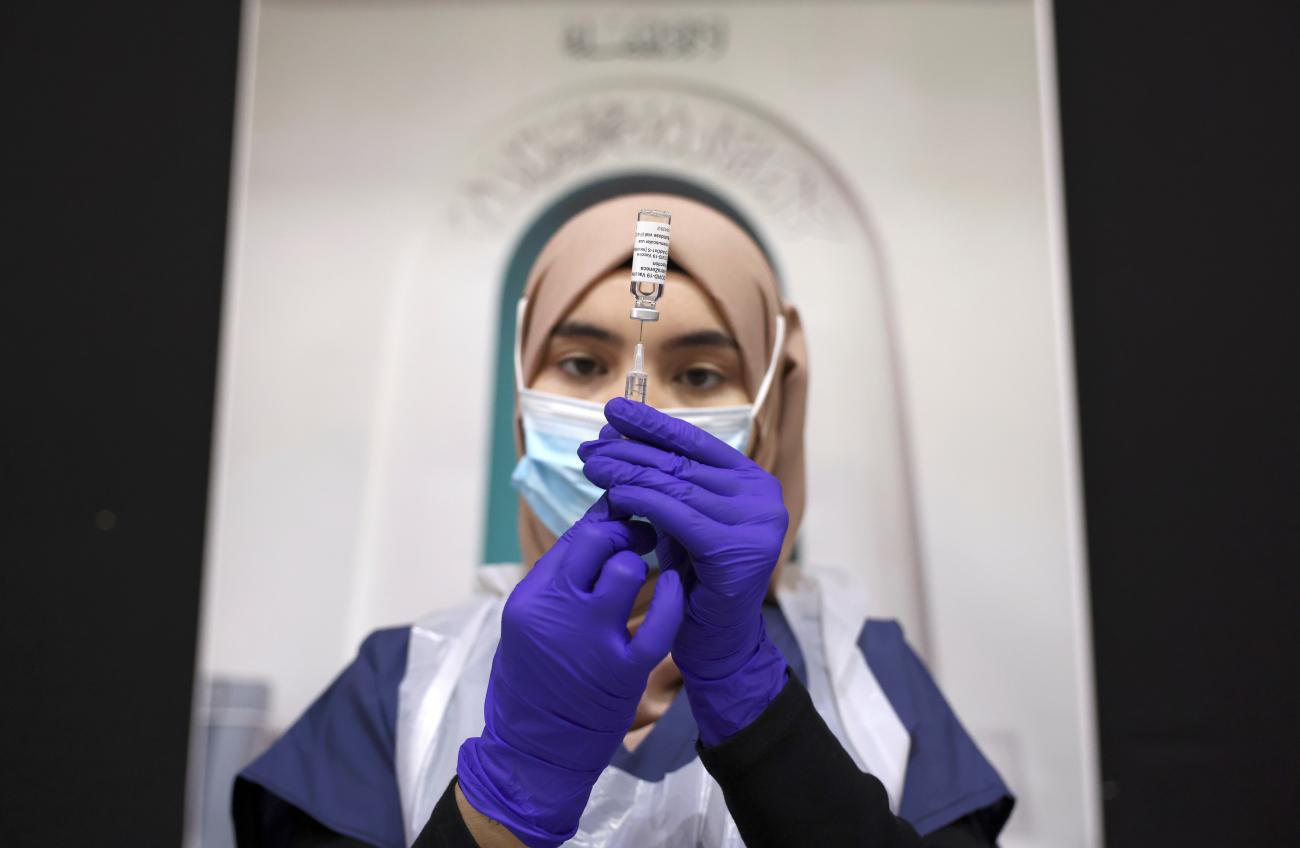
[233,194,1014,847]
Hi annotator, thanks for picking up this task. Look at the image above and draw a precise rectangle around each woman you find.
[234,194,1014,847]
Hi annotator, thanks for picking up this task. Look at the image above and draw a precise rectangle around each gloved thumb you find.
[579,492,614,524]
[559,493,619,539]
[626,568,684,669]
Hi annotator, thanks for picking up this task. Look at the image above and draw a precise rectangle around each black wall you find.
[0,3,240,845]
[1054,2,1299,845]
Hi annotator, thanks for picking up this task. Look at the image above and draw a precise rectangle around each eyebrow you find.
[663,330,739,351]
[550,321,738,351]
[551,321,619,344]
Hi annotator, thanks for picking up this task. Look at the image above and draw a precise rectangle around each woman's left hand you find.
[579,396,790,746]
[457,494,684,847]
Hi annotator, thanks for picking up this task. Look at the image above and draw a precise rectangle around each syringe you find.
[624,342,648,404]
[624,208,672,403]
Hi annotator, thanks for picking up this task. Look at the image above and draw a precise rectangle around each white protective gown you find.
[394,565,910,847]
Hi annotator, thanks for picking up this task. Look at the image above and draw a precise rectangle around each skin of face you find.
[528,265,752,620]
[530,267,751,408]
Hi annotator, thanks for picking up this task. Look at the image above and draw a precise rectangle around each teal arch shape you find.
[481,173,776,564]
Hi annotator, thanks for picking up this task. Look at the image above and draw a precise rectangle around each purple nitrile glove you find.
[579,396,790,747]
[456,495,684,848]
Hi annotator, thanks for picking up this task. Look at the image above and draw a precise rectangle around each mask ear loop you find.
[746,313,787,451]
[514,297,528,395]
[751,314,787,416]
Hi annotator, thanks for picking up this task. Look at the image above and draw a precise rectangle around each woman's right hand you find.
[456,496,684,848]
[580,397,791,747]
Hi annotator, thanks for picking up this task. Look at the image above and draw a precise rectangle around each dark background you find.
[1054,2,1299,845]
[0,2,241,845]
[1,1,1295,845]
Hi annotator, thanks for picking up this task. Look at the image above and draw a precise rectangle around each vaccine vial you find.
[629,209,671,321]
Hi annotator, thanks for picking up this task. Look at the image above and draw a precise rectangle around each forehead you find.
[560,267,730,333]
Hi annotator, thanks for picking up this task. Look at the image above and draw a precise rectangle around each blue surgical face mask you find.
[510,299,786,539]
[510,390,609,538]
[511,391,758,538]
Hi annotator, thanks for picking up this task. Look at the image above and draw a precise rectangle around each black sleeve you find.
[233,774,477,848]
[412,778,480,848]
[696,674,924,848]
[232,777,374,848]
[920,813,997,848]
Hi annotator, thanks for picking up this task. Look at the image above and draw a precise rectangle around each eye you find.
[675,366,725,390]
[558,355,607,379]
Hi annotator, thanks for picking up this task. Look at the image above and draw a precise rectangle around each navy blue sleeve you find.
[859,619,1015,839]
[236,627,411,848]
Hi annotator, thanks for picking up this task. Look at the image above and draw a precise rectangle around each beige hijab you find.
[515,193,809,571]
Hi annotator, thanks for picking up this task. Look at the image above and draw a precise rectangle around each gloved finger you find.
[566,492,613,531]
[583,457,735,523]
[592,549,648,621]
[537,494,620,583]
[578,438,742,495]
[597,423,620,441]
[574,489,634,523]
[626,568,684,668]
[606,484,716,554]
[559,520,656,593]
[603,396,750,470]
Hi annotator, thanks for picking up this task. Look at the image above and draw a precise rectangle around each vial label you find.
[631,220,671,291]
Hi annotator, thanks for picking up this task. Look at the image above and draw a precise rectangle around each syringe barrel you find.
[624,371,647,404]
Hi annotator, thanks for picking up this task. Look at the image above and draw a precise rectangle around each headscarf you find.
[515,193,809,571]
